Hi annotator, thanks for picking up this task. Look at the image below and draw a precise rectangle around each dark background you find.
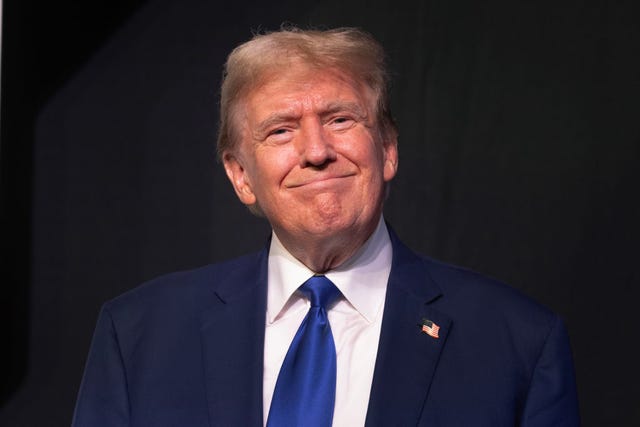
[2,0,638,425]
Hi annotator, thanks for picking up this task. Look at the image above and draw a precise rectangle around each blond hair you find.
[216,26,396,158]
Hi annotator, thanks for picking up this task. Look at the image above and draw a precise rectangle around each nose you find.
[297,119,337,168]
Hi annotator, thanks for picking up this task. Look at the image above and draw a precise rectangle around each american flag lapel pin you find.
[420,318,440,339]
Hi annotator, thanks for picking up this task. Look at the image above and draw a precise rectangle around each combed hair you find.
[216,26,397,158]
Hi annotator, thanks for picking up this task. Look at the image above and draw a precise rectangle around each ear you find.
[382,135,398,182]
[222,151,257,206]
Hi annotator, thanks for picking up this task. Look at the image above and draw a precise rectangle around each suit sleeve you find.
[520,315,581,427]
[72,304,130,426]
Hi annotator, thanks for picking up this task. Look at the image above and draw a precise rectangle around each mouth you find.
[284,172,356,189]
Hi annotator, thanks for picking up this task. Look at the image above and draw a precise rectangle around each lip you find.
[284,172,356,189]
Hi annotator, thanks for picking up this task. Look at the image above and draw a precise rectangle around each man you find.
[73,27,580,426]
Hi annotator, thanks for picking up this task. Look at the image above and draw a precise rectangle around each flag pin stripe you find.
[419,318,440,339]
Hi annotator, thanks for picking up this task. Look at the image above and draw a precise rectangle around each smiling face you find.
[222,65,398,270]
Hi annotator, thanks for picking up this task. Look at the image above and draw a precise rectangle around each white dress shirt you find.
[263,217,392,427]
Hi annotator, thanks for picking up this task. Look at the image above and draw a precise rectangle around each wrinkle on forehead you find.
[237,65,378,147]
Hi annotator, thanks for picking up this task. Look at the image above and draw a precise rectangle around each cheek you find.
[366,142,390,176]
[252,148,297,189]
[339,130,379,160]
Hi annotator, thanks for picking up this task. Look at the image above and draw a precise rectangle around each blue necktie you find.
[267,275,341,427]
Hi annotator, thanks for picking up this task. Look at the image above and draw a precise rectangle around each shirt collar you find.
[267,217,392,324]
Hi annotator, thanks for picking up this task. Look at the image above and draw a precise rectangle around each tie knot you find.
[300,275,341,309]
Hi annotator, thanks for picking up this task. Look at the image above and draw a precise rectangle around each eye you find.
[333,116,354,124]
[264,127,293,145]
[329,116,355,130]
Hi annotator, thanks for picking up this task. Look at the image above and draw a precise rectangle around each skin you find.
[223,65,398,273]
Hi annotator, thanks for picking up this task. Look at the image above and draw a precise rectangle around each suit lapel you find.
[199,248,269,427]
[365,231,452,427]
[196,230,450,426]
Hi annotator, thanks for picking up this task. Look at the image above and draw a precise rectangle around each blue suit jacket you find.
[73,231,580,426]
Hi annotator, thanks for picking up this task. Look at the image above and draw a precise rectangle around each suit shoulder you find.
[389,229,552,319]
[103,250,264,315]
[419,254,556,323]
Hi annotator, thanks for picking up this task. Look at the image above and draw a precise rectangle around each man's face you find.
[223,65,398,254]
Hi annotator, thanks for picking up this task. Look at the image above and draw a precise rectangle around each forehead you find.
[242,65,375,118]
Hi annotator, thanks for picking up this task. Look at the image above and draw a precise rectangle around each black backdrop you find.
[2,0,639,425]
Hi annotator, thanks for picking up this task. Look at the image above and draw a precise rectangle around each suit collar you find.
[199,245,269,427]
[385,225,444,303]
[267,218,393,325]
[365,227,452,426]
[197,229,451,426]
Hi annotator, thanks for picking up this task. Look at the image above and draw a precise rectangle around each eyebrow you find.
[253,101,369,138]
[321,101,369,121]
[254,111,301,137]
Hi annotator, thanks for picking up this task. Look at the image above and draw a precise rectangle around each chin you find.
[308,214,370,239]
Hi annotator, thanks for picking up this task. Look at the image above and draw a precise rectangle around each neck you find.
[274,218,381,273]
